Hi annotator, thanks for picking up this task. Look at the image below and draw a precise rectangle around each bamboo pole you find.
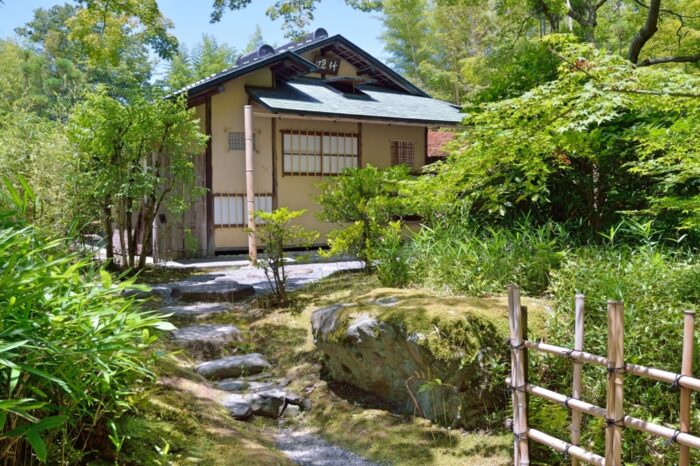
[680,310,695,466]
[526,338,700,392]
[509,378,700,450]
[244,105,256,261]
[527,429,605,466]
[605,301,618,466]
[611,302,624,465]
[508,285,530,465]
[571,294,585,466]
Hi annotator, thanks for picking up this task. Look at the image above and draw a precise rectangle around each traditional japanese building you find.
[156,28,462,259]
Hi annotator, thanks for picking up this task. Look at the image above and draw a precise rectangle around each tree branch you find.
[638,52,700,66]
[628,0,661,64]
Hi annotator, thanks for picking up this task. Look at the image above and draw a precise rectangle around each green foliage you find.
[254,208,319,305]
[408,217,568,296]
[420,36,700,236]
[316,165,412,270]
[165,34,238,92]
[369,220,411,288]
[210,0,382,39]
[543,237,700,464]
[67,88,207,269]
[0,181,173,464]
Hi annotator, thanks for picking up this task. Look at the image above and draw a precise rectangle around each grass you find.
[199,270,536,465]
[114,268,545,465]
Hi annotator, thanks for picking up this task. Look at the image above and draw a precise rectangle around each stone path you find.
[276,428,379,466]
[145,259,376,466]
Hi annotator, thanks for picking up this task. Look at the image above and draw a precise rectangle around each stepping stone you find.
[171,281,255,303]
[195,353,271,380]
[123,285,171,300]
[158,302,236,319]
[247,388,287,418]
[216,379,279,393]
[222,393,253,419]
[171,324,241,359]
[282,404,301,418]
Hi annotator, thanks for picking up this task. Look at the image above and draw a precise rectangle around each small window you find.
[228,132,255,151]
[391,141,415,167]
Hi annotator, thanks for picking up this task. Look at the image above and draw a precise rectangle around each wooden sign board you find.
[313,55,341,75]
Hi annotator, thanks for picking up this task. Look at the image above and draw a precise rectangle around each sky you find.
[0,0,387,79]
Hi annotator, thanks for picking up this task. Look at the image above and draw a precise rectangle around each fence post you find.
[605,301,624,466]
[571,294,585,466]
[508,285,530,465]
[680,310,695,466]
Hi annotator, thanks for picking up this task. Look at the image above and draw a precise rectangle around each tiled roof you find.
[247,79,462,125]
[427,131,456,157]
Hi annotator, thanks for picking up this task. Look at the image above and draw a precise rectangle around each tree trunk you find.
[102,203,115,270]
[628,0,661,64]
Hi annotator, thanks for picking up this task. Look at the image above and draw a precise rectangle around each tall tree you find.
[165,34,238,91]
[244,24,266,53]
[210,0,382,38]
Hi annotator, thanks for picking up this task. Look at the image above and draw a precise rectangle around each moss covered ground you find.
[112,269,548,465]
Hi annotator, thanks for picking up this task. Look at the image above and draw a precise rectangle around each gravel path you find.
[213,260,364,294]
[276,428,380,466]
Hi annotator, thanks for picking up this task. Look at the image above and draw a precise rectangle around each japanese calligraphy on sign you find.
[313,55,341,75]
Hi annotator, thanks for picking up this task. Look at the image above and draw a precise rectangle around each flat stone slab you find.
[195,353,271,380]
[171,281,255,303]
[222,393,253,419]
[158,302,236,319]
[171,324,242,359]
[216,379,279,393]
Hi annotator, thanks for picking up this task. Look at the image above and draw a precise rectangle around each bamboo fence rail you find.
[507,285,698,466]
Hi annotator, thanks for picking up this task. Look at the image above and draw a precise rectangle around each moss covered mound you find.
[311,288,549,429]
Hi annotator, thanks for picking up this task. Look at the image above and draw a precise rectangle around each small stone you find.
[282,404,301,418]
[248,388,287,418]
[301,398,313,412]
[158,302,235,319]
[195,353,271,380]
[222,394,252,419]
[217,379,278,393]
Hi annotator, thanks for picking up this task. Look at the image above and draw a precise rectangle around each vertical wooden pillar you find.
[571,294,585,466]
[204,96,215,256]
[605,301,624,466]
[244,105,257,261]
[508,284,530,465]
[680,310,695,466]
[271,118,278,210]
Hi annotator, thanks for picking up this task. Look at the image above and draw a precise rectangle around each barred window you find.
[282,130,358,175]
[391,141,415,166]
[228,131,255,151]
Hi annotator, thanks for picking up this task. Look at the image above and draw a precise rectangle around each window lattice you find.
[282,130,358,176]
[228,132,255,151]
[391,141,415,167]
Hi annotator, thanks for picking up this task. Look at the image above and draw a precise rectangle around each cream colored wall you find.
[362,123,426,171]
[208,62,428,250]
[210,68,274,248]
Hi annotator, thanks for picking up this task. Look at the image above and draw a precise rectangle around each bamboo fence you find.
[506,284,697,466]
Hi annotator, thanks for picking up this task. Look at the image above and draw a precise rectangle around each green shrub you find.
[254,208,319,306]
[409,218,568,296]
[370,220,410,288]
[316,165,412,271]
[0,182,173,464]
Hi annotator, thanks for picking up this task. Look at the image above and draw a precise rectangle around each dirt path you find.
[276,428,380,466]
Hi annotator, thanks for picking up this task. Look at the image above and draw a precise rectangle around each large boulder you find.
[195,353,271,380]
[311,290,549,429]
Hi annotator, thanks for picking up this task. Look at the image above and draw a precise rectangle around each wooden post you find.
[571,294,585,466]
[244,105,256,261]
[508,284,530,465]
[680,310,695,466]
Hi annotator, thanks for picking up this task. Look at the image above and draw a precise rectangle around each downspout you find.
[245,105,257,261]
